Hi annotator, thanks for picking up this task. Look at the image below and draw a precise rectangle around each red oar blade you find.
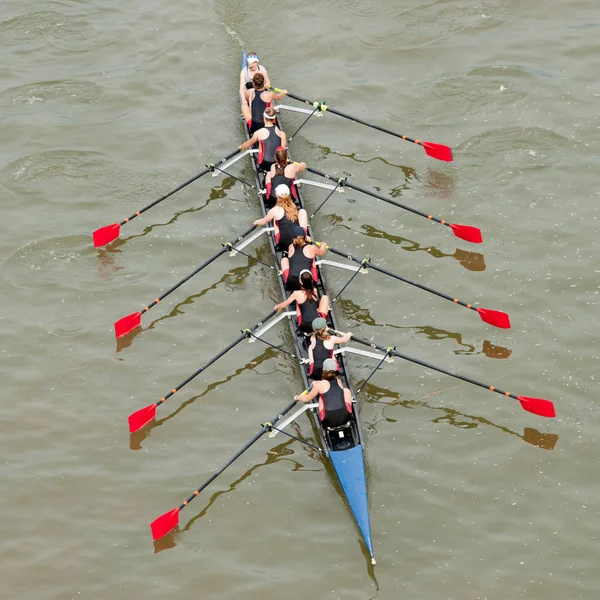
[115,312,142,338]
[151,508,180,541]
[517,396,556,418]
[450,223,483,244]
[128,404,157,433]
[93,223,121,247]
[422,141,453,162]
[477,308,511,329]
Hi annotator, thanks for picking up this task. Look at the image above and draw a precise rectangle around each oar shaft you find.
[120,149,240,226]
[350,334,520,401]
[326,246,474,310]
[143,225,257,314]
[178,399,298,508]
[286,91,418,144]
[307,166,448,227]
[157,309,277,408]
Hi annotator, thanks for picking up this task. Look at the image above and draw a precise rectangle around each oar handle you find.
[120,148,241,226]
[349,334,520,401]
[306,166,450,228]
[142,225,257,314]
[156,308,277,409]
[325,246,476,311]
[178,399,298,509]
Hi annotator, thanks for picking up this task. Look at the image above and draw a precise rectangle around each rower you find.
[274,271,329,334]
[265,147,305,207]
[280,226,328,291]
[239,52,270,101]
[294,358,353,428]
[240,106,286,172]
[241,73,287,134]
[253,184,308,253]
[308,317,352,380]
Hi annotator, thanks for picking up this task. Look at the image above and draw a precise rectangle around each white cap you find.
[247,56,259,64]
[275,184,290,197]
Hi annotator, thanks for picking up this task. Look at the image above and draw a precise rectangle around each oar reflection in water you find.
[116,261,255,352]
[152,437,307,552]
[333,297,512,359]
[359,382,558,451]
[359,223,486,272]
[130,346,281,449]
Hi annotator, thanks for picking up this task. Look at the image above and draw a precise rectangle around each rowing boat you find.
[134,52,555,561]
[239,50,376,564]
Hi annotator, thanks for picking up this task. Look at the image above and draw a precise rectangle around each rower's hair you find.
[292,235,307,248]
[322,370,338,380]
[277,193,298,222]
[264,106,277,120]
[275,148,288,175]
[314,327,330,342]
[300,271,317,300]
[252,72,265,88]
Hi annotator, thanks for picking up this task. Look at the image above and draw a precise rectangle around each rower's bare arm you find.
[275,292,297,311]
[262,68,271,89]
[294,161,307,174]
[279,130,287,149]
[314,242,328,257]
[296,384,319,402]
[240,133,258,150]
[254,207,276,226]
[333,332,352,344]
[273,88,287,101]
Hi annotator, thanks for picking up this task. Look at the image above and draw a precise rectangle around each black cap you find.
[292,226,306,238]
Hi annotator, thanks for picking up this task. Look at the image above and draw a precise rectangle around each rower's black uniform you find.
[320,378,351,428]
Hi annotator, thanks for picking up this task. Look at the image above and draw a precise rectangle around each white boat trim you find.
[334,347,394,363]
[228,227,275,256]
[315,259,369,273]
[211,148,259,176]
[248,310,296,341]
[276,104,324,117]
[268,403,319,437]
[295,178,345,192]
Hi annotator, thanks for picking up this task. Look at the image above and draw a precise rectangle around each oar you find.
[128,309,277,432]
[317,243,510,328]
[150,398,298,540]
[346,334,555,418]
[271,88,453,162]
[307,166,481,243]
[114,225,257,338]
[93,149,241,247]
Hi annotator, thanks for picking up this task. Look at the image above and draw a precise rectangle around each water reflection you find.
[359,382,558,451]
[130,347,280,449]
[358,223,486,272]
[102,175,239,249]
[423,168,456,202]
[334,297,511,359]
[116,259,256,352]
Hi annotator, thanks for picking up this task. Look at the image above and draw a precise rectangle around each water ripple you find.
[1,235,146,291]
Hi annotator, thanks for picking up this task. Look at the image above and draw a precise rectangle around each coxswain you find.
[239,52,270,101]
[240,106,286,172]
[241,73,287,134]
[294,358,353,428]
[253,184,308,252]
[264,147,306,207]
[280,226,328,291]
[273,271,329,334]
[307,317,352,380]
